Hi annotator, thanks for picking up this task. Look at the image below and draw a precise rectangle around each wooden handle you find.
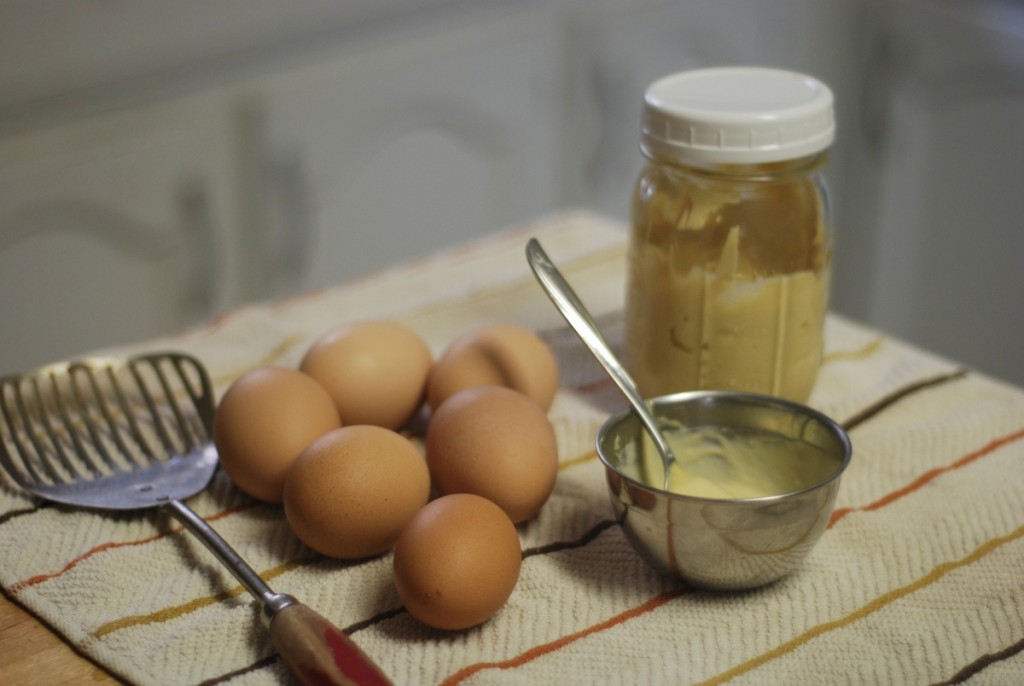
[268,602,393,685]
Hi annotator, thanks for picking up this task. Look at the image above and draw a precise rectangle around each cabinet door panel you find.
[253,10,566,295]
[854,0,1024,385]
[0,97,236,373]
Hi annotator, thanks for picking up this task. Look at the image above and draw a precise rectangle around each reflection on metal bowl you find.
[597,390,851,591]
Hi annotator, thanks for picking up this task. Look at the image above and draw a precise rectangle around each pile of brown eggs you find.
[212,320,560,630]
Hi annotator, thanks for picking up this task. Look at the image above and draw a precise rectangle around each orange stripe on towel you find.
[694,524,1024,686]
[439,589,686,686]
[437,427,1024,686]
[822,337,884,364]
[10,503,255,593]
[92,558,303,637]
[439,525,1024,686]
[829,427,1024,527]
[559,449,599,472]
[9,441,599,596]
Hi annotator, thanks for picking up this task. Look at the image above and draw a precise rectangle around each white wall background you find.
[0,0,1021,385]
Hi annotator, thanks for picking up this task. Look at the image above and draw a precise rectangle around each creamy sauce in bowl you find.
[625,424,841,499]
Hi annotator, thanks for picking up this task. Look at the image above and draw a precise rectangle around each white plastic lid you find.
[641,66,835,164]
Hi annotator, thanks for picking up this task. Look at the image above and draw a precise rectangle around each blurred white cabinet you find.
[556,0,763,220]
[844,0,1024,385]
[553,0,863,221]
[0,5,574,371]
[0,95,240,373]
[246,9,569,295]
[3,0,1020,385]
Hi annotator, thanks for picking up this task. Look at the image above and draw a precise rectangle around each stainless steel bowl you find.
[596,390,851,591]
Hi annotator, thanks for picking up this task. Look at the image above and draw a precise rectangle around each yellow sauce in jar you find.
[625,160,831,401]
[625,68,835,403]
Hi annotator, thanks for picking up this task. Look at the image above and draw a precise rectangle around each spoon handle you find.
[525,238,676,481]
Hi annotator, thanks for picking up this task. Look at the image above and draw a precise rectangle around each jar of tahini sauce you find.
[624,67,835,402]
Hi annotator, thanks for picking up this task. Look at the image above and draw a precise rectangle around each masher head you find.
[0,352,218,510]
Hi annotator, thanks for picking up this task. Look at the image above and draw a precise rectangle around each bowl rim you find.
[595,389,852,504]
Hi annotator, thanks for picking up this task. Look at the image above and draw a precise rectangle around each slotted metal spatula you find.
[0,352,391,686]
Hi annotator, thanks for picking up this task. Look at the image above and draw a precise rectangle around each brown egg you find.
[283,425,431,559]
[393,493,521,630]
[426,324,558,411]
[425,386,558,523]
[300,320,432,430]
[213,367,341,503]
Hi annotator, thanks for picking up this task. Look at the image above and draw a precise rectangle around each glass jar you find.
[624,67,835,402]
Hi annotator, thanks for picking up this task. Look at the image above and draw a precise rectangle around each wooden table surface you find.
[1,589,121,684]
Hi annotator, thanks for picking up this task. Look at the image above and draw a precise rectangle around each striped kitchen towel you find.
[1,211,1021,684]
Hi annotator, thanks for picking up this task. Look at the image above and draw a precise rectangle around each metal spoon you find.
[525,238,677,489]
